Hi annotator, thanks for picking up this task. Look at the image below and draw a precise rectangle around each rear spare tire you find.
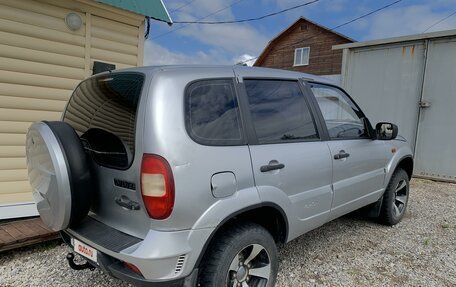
[26,121,92,231]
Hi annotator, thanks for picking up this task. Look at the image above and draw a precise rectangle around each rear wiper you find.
[80,138,127,155]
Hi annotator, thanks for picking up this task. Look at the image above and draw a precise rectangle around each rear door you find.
[63,72,151,238]
[307,83,387,219]
[237,74,333,236]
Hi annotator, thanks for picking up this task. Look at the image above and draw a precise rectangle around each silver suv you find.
[26,65,413,287]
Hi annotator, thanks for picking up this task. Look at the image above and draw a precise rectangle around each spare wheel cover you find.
[26,121,91,231]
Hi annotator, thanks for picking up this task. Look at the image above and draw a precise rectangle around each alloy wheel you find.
[226,244,271,287]
[393,179,408,217]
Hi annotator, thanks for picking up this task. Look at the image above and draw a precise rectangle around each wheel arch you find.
[195,202,289,268]
[396,156,414,180]
[386,150,414,187]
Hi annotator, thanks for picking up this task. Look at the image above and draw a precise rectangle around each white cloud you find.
[322,0,347,13]
[274,0,317,9]
[233,54,257,66]
[146,0,269,65]
[167,0,269,55]
[154,0,456,66]
[365,5,456,40]
[144,41,229,65]
[179,23,269,55]
[144,41,262,66]
[273,0,347,17]
[172,0,235,19]
[271,0,456,40]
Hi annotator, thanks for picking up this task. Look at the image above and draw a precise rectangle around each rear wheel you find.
[199,222,278,287]
[379,168,410,225]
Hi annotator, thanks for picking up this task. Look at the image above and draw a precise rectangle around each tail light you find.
[140,154,175,219]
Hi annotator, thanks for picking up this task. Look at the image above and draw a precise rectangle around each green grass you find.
[35,239,62,252]
[349,268,361,276]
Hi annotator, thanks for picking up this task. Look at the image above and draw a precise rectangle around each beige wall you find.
[0,0,144,211]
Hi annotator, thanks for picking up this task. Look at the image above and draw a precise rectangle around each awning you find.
[97,0,172,24]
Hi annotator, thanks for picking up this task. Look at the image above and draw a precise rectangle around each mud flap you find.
[367,196,383,218]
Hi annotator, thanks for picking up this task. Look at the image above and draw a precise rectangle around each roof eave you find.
[96,0,173,24]
[333,28,456,50]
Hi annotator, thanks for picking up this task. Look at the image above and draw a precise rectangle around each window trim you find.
[184,78,247,146]
[305,81,375,141]
[293,47,310,67]
[241,78,321,145]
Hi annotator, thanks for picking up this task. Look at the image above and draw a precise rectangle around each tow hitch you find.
[66,253,95,271]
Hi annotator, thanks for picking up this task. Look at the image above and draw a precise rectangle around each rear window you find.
[63,72,144,169]
[185,79,244,146]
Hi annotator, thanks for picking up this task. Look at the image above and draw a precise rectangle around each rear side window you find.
[244,80,318,143]
[63,72,144,169]
[185,79,244,145]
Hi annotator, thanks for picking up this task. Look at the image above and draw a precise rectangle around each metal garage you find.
[334,30,456,182]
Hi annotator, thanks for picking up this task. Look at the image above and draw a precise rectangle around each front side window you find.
[244,80,318,144]
[185,79,243,145]
[294,47,310,66]
[310,83,368,139]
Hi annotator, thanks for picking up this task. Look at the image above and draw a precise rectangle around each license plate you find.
[73,238,98,263]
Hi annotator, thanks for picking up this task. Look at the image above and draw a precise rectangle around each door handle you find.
[115,195,140,210]
[334,150,350,160]
[260,162,285,172]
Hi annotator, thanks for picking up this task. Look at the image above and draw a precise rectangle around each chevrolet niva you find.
[26,65,412,287]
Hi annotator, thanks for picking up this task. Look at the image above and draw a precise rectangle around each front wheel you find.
[199,222,278,287]
[379,168,410,225]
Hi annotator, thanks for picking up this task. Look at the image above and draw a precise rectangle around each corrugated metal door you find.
[343,43,426,148]
[414,38,456,181]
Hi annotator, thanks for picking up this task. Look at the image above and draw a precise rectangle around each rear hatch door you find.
[63,72,150,238]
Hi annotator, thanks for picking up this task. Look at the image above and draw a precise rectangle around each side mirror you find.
[376,122,398,140]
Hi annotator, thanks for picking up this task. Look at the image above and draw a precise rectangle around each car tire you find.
[379,168,410,226]
[26,121,92,231]
[199,222,278,287]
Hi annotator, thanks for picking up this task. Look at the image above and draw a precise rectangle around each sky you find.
[144,0,456,66]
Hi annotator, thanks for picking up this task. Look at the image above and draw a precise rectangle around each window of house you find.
[294,47,310,66]
[244,79,318,144]
[185,79,244,145]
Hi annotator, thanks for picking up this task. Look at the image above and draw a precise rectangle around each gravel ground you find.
[1,178,455,287]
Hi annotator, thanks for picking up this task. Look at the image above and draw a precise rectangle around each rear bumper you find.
[61,217,214,285]
[61,231,199,287]
[60,231,198,287]
[109,261,198,287]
